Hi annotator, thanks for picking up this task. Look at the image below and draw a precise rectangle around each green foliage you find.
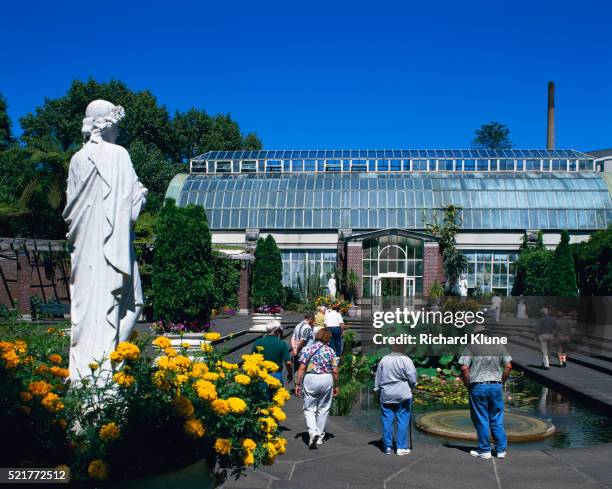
[211,253,241,309]
[428,280,445,299]
[550,230,578,296]
[251,235,284,308]
[346,268,359,302]
[426,205,467,293]
[152,200,214,324]
[296,267,324,303]
[0,93,14,150]
[512,245,553,296]
[572,227,612,295]
[471,121,513,150]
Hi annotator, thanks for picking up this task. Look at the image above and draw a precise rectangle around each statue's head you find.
[82,100,125,144]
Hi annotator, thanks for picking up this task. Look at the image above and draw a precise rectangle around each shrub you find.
[152,200,215,325]
[251,235,284,308]
[551,230,578,297]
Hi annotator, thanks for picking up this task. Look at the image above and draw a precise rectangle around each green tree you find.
[211,253,242,309]
[572,228,612,295]
[251,235,284,308]
[426,205,467,294]
[471,121,513,150]
[152,200,214,323]
[512,231,554,296]
[550,230,577,296]
[128,140,179,211]
[171,108,262,162]
[0,93,14,150]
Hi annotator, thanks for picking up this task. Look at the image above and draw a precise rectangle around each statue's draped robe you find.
[63,140,147,383]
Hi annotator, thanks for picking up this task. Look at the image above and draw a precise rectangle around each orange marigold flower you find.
[28,380,52,397]
[41,392,64,412]
[48,354,62,364]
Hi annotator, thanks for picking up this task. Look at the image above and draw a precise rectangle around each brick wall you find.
[238,263,250,314]
[346,242,363,301]
[423,242,445,294]
[0,250,70,314]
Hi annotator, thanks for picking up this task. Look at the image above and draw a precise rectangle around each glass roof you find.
[170,172,612,232]
[193,149,592,161]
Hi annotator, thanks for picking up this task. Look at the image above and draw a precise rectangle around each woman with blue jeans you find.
[374,345,417,456]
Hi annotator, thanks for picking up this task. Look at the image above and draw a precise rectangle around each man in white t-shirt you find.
[324,304,345,356]
[291,313,315,373]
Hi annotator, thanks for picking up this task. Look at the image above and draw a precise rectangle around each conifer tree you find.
[551,230,577,296]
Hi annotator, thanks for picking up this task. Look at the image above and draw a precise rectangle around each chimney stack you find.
[547,81,555,150]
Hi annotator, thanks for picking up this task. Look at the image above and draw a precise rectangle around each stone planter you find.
[250,313,281,332]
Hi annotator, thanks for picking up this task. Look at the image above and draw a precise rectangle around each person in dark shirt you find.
[251,320,293,384]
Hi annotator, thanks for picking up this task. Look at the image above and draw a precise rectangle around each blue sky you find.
[1,0,611,151]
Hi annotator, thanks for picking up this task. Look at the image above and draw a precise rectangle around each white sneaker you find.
[396,448,411,456]
[497,451,506,459]
[470,450,492,459]
[316,436,325,445]
[308,435,318,449]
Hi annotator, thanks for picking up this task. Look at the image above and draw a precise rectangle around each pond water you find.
[350,374,612,448]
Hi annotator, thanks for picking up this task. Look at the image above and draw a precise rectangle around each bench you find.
[38,303,71,317]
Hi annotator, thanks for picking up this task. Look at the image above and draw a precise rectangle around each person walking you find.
[295,329,339,448]
[251,321,293,385]
[459,343,512,459]
[374,344,417,456]
[313,306,326,336]
[490,295,502,323]
[291,313,315,374]
[535,307,557,369]
[324,304,345,357]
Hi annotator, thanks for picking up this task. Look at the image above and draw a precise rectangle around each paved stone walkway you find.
[219,394,612,489]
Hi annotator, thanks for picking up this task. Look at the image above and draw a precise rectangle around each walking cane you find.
[409,400,414,450]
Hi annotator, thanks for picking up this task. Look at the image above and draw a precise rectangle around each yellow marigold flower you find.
[200,343,213,353]
[172,396,195,418]
[19,391,33,402]
[265,441,278,458]
[242,353,264,364]
[2,350,20,369]
[191,362,209,377]
[205,332,221,342]
[228,397,247,414]
[242,362,260,378]
[234,374,251,386]
[273,437,287,454]
[263,361,280,373]
[87,459,108,480]
[202,372,219,382]
[243,451,255,466]
[113,371,135,388]
[222,361,238,370]
[215,438,232,455]
[259,408,270,415]
[270,406,287,422]
[35,364,49,374]
[165,347,178,357]
[46,327,56,334]
[152,370,170,390]
[152,336,171,349]
[116,342,140,361]
[109,351,123,363]
[184,418,205,438]
[14,340,27,354]
[157,355,171,370]
[194,380,217,401]
[176,374,189,385]
[28,380,52,397]
[99,422,120,441]
[172,355,192,372]
[48,354,62,364]
[41,392,64,413]
[273,388,291,407]
[262,374,282,390]
[180,342,191,348]
[50,366,70,378]
[89,362,99,371]
[260,416,278,433]
[211,399,230,416]
[242,438,257,451]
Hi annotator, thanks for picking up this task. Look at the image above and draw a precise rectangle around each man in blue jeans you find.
[459,343,512,459]
[374,344,417,456]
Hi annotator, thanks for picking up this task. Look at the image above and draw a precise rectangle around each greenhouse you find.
[165,149,612,299]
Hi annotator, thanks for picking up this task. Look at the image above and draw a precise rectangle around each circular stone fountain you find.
[416,410,555,442]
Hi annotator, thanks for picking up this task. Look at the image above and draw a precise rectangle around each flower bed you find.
[0,323,288,483]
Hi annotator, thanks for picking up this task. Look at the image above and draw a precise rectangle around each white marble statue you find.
[328,276,337,299]
[458,274,468,297]
[63,100,147,383]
